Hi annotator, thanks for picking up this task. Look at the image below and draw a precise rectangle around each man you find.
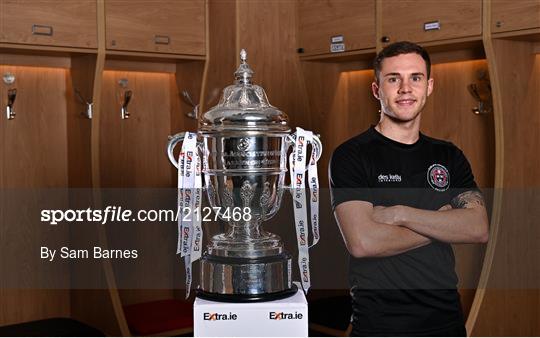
[329,41,489,336]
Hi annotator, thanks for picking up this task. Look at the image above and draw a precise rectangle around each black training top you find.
[329,125,478,334]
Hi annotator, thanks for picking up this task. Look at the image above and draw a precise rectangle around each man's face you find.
[372,53,434,123]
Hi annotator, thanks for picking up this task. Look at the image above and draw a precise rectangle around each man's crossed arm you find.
[334,190,489,258]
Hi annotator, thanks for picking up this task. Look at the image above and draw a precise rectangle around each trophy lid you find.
[200,49,290,133]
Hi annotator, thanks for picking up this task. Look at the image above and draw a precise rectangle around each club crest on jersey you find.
[427,164,450,191]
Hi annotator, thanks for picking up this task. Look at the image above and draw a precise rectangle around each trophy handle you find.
[167,132,204,169]
[167,132,186,168]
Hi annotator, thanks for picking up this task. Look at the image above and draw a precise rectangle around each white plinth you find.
[194,289,308,337]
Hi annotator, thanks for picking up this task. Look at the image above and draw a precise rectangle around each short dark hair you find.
[373,41,431,83]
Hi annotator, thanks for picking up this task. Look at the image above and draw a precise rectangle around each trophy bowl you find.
[167,50,321,302]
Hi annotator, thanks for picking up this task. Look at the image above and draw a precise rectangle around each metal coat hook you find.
[467,83,492,115]
[3,72,16,120]
[6,88,16,120]
[74,89,93,119]
[118,78,132,119]
[180,88,221,120]
[181,90,199,119]
[468,69,492,115]
[121,90,132,119]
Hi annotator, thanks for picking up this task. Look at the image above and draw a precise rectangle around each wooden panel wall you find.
[304,64,379,188]
[0,65,70,325]
[99,70,176,306]
[469,42,540,337]
[100,70,173,188]
[1,66,69,188]
[327,69,379,152]
[195,0,312,151]
[203,0,236,112]
[66,55,95,188]
[203,0,311,129]
[236,0,311,129]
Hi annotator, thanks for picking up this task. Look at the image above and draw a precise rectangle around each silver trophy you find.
[167,50,321,301]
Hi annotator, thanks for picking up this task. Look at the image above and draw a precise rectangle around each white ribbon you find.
[191,145,203,263]
[177,132,202,298]
[308,138,320,247]
[289,127,321,293]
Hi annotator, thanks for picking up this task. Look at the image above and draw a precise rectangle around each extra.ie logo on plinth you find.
[269,311,304,320]
[203,312,238,321]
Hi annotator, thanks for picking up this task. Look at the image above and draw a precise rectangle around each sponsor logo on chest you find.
[377,174,402,183]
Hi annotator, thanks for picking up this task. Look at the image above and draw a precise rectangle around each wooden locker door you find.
[0,65,70,325]
[297,0,375,55]
[491,0,540,33]
[0,0,97,48]
[381,0,482,45]
[105,0,205,55]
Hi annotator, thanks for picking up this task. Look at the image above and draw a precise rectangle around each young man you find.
[329,41,489,336]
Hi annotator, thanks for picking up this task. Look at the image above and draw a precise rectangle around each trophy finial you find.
[235,49,253,84]
[240,49,247,63]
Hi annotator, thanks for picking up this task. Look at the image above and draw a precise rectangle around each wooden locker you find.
[0,0,97,48]
[297,0,375,56]
[491,0,540,33]
[105,0,205,55]
[380,0,482,45]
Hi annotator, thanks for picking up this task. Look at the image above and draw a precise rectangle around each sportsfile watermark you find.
[40,206,252,225]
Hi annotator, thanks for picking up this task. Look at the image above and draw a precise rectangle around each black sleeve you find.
[449,146,480,201]
[329,144,373,210]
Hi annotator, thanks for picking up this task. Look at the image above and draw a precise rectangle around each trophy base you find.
[199,252,295,302]
[196,284,298,303]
